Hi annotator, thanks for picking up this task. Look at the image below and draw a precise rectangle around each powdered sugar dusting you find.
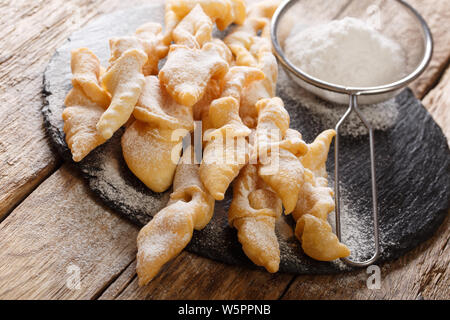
[278,69,399,137]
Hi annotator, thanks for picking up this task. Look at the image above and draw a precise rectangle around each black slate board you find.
[42,4,450,274]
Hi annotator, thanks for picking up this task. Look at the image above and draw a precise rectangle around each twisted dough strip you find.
[293,130,351,261]
[159,41,230,107]
[96,48,147,140]
[109,22,168,76]
[199,66,264,200]
[122,76,194,193]
[229,164,282,273]
[63,86,106,162]
[172,4,213,48]
[136,147,215,286]
[63,48,109,162]
[97,22,170,140]
[224,0,281,67]
[253,97,308,214]
[70,47,110,108]
[224,0,281,127]
[164,0,246,44]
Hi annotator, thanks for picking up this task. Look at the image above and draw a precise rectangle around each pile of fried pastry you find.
[62,0,350,286]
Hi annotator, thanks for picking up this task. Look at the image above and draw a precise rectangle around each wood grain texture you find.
[0,0,149,220]
[423,66,450,146]
[0,165,139,299]
[408,0,450,98]
[102,254,293,300]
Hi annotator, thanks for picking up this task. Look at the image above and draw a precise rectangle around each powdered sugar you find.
[278,68,399,137]
[285,17,407,88]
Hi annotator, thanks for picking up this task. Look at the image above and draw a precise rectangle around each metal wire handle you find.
[334,94,380,267]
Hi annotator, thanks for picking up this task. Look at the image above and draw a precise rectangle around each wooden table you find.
[0,0,448,300]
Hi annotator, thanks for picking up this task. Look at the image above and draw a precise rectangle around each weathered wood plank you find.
[281,214,449,300]
[0,165,139,299]
[423,66,450,146]
[408,0,450,98]
[109,254,293,300]
[0,0,150,219]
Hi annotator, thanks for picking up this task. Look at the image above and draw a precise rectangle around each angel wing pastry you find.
[253,97,308,214]
[293,130,351,261]
[70,47,110,108]
[164,0,246,44]
[122,76,194,193]
[224,0,280,67]
[224,0,281,128]
[199,66,264,200]
[136,147,215,286]
[172,4,213,48]
[109,22,168,76]
[62,86,107,162]
[159,41,230,107]
[96,48,147,140]
[228,164,282,273]
[62,48,109,162]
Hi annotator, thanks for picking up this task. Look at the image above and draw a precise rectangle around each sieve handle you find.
[334,94,380,267]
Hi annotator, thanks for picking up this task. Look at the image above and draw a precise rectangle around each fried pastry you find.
[164,0,246,44]
[199,66,263,200]
[159,42,230,107]
[97,49,147,140]
[224,0,280,66]
[70,48,110,108]
[62,86,107,162]
[228,164,282,273]
[222,0,281,127]
[240,50,278,128]
[109,22,168,76]
[136,147,215,286]
[253,98,308,214]
[121,120,183,193]
[123,76,194,193]
[172,4,213,48]
[293,130,351,261]
[133,76,194,131]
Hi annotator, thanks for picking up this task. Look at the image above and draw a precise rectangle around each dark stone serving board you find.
[42,4,450,274]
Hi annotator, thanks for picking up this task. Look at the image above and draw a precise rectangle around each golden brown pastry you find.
[62,86,106,162]
[121,120,182,193]
[159,42,230,107]
[164,0,246,44]
[224,0,281,128]
[122,76,194,193]
[109,22,168,76]
[63,48,110,161]
[70,48,110,108]
[253,97,308,214]
[97,48,147,139]
[199,66,263,200]
[293,130,351,261]
[229,164,282,273]
[133,76,194,130]
[172,4,213,48]
[136,147,215,286]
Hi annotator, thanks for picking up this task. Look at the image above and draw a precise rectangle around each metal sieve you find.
[271,0,433,267]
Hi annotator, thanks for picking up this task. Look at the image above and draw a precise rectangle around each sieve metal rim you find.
[270,0,434,96]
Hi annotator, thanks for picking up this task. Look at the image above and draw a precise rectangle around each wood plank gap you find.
[277,275,298,300]
[0,159,62,225]
[92,258,137,300]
